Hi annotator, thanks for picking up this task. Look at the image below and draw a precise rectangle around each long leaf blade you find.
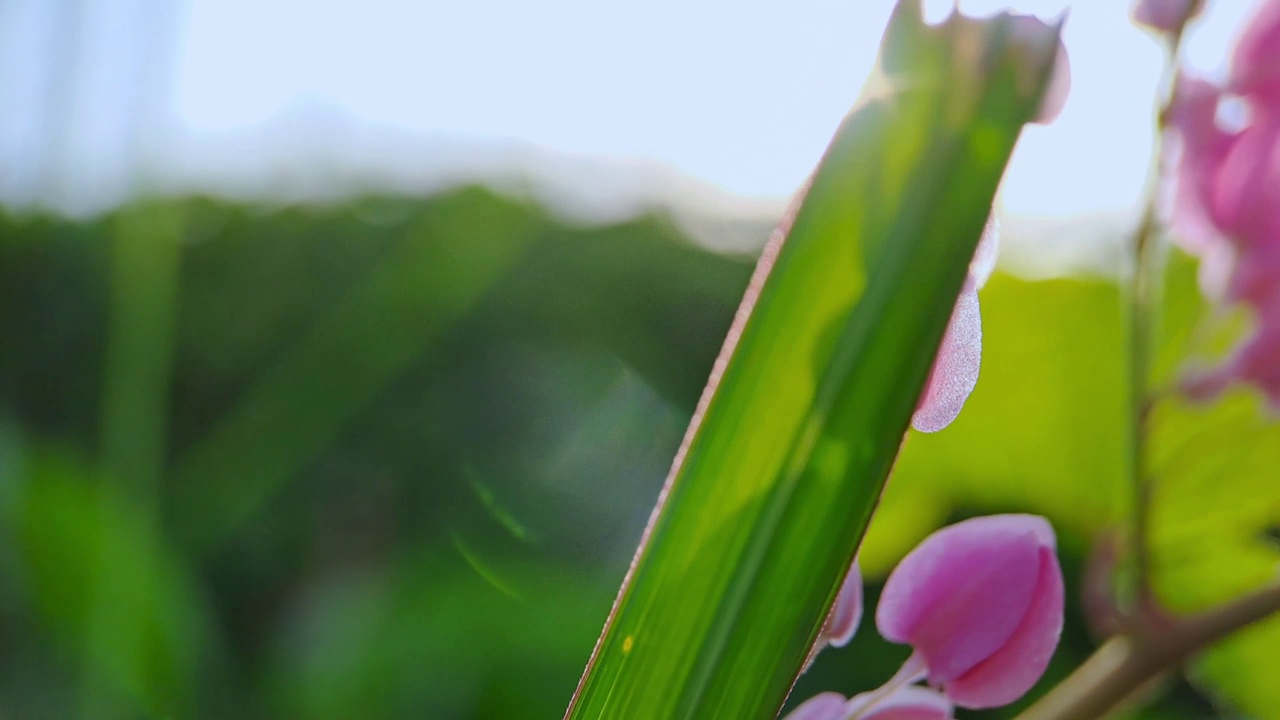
[566,6,1063,719]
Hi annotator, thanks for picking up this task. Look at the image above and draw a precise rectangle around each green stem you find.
[846,652,927,720]
[1128,21,1185,626]
[80,206,183,720]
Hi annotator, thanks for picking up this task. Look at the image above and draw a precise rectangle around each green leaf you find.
[0,447,222,718]
[1146,392,1280,717]
[565,6,1062,719]
[264,553,610,720]
[1142,249,1280,718]
[170,188,538,551]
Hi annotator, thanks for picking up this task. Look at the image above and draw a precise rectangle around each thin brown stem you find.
[1016,583,1280,720]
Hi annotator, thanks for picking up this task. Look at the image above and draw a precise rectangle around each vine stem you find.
[1015,583,1280,720]
[1015,14,1280,720]
[1129,20,1185,617]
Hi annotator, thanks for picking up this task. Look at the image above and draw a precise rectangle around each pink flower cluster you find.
[1162,0,1280,409]
[788,515,1065,720]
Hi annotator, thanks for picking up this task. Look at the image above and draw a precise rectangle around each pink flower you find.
[1132,0,1205,34]
[845,687,953,720]
[804,558,864,671]
[1186,313,1280,411]
[821,559,864,649]
[875,515,1065,709]
[783,687,953,720]
[1167,76,1238,257]
[1006,14,1073,126]
[911,218,998,433]
[1034,42,1072,126]
[1231,0,1280,99]
[1165,0,1280,409]
[784,692,848,720]
[1204,107,1280,260]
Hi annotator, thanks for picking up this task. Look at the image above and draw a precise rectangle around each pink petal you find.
[970,216,1000,289]
[1167,76,1238,254]
[1007,15,1071,125]
[876,516,1054,684]
[1227,240,1280,309]
[944,544,1066,708]
[1034,40,1071,125]
[912,285,982,434]
[1224,324,1280,410]
[1181,363,1235,404]
[823,559,864,648]
[848,687,954,720]
[781,692,849,720]
[1132,0,1205,33]
[1231,0,1280,98]
[1206,104,1280,247]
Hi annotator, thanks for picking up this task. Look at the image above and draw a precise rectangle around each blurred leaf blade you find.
[171,189,539,550]
[0,447,222,718]
[566,7,1062,720]
[82,203,186,720]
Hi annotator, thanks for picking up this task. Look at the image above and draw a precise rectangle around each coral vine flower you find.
[784,687,953,720]
[1008,14,1073,126]
[805,559,864,671]
[844,687,952,720]
[911,218,997,433]
[1132,0,1205,33]
[822,559,864,649]
[1165,0,1280,409]
[875,515,1065,709]
[787,516,1064,719]
[1230,0,1280,98]
[784,692,848,720]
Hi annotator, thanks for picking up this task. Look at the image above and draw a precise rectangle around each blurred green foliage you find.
[0,186,1268,718]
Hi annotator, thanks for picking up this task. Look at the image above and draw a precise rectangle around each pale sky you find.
[0,0,1259,217]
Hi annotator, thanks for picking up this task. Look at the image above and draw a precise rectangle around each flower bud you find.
[1132,0,1205,34]
[875,515,1064,709]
